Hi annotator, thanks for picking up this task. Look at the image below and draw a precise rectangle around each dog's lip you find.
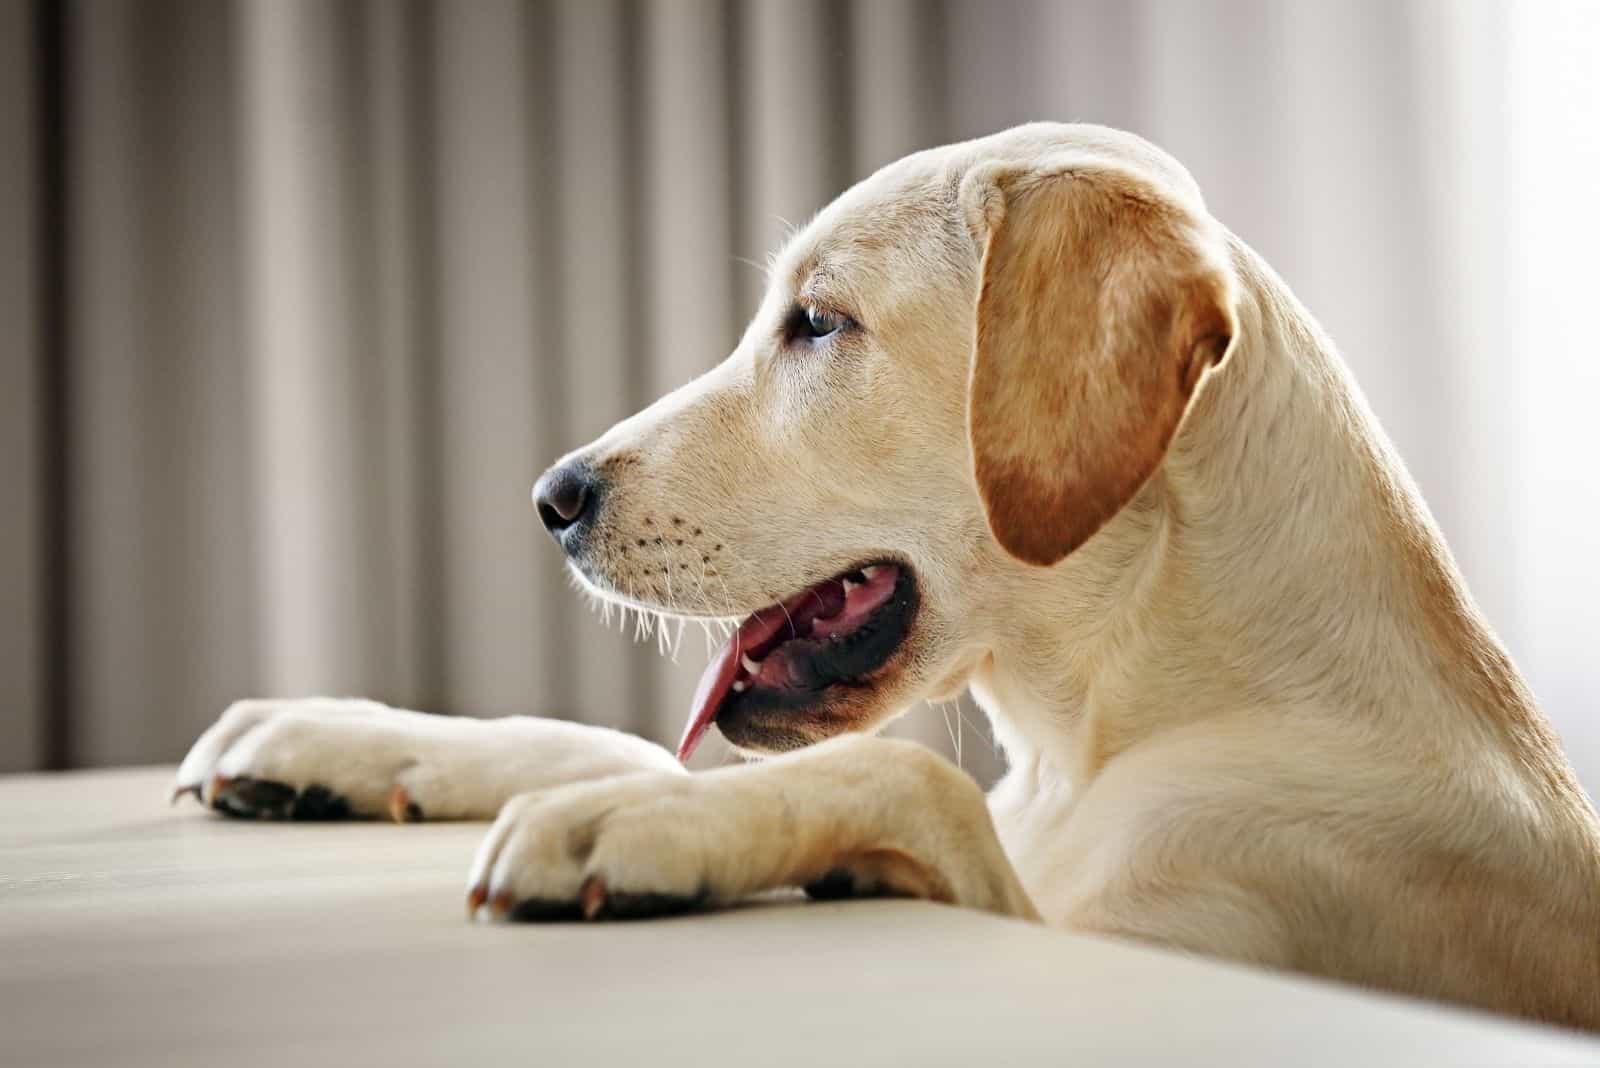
[677,563,907,762]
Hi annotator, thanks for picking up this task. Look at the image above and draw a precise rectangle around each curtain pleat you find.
[848,0,946,174]
[155,1,257,757]
[65,0,153,766]
[0,0,42,772]
[359,0,436,710]
[241,0,385,702]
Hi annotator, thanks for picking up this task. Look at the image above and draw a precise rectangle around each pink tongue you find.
[678,606,787,762]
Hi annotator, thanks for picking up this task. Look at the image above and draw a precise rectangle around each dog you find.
[174,124,1600,1031]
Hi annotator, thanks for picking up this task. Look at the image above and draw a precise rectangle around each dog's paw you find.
[171,699,465,821]
[172,699,680,822]
[467,774,730,921]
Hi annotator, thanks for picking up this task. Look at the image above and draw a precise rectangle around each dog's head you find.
[533,123,1237,760]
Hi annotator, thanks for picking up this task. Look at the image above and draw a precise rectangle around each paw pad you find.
[207,776,352,821]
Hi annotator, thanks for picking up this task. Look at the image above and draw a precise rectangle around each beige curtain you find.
[13,1,1586,791]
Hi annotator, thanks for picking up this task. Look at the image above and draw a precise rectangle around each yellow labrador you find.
[175,124,1600,1031]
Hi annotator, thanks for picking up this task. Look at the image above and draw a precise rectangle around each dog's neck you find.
[972,234,1582,810]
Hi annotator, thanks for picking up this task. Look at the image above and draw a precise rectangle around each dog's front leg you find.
[467,734,1039,922]
[173,699,681,821]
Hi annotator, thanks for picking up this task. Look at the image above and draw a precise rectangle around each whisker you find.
[941,701,960,768]
[687,552,716,609]
[953,701,964,770]
[710,568,739,618]
[557,544,748,671]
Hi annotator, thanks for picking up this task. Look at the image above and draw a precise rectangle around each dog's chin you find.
[714,661,912,755]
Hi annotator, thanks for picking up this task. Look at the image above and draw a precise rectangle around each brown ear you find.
[966,164,1236,566]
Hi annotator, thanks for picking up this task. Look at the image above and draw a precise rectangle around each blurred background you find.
[1,0,1596,791]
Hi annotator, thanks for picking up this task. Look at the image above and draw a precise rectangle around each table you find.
[2,767,1594,1066]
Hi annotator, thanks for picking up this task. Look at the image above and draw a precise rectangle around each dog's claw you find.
[389,785,422,824]
[580,875,608,920]
[204,774,229,808]
[170,783,199,806]
[489,889,515,919]
[466,884,488,919]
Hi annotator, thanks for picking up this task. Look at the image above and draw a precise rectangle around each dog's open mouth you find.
[677,563,919,761]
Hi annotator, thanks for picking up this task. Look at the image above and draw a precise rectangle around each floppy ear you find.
[965,163,1236,566]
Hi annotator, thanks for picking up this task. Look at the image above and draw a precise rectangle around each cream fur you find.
[177,124,1600,1032]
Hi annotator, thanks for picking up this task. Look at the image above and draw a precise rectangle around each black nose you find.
[533,462,598,539]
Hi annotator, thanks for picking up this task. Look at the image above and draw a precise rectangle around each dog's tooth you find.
[731,680,747,693]
[862,565,885,580]
[841,578,858,594]
[741,653,761,675]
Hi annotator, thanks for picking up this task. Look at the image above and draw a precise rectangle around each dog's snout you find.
[533,462,599,544]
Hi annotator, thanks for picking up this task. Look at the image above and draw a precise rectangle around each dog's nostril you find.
[533,464,597,537]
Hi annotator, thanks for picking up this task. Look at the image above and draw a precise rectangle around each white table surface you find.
[1,767,1595,1066]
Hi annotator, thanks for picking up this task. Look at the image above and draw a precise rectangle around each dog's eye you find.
[804,306,843,338]
[790,304,848,343]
